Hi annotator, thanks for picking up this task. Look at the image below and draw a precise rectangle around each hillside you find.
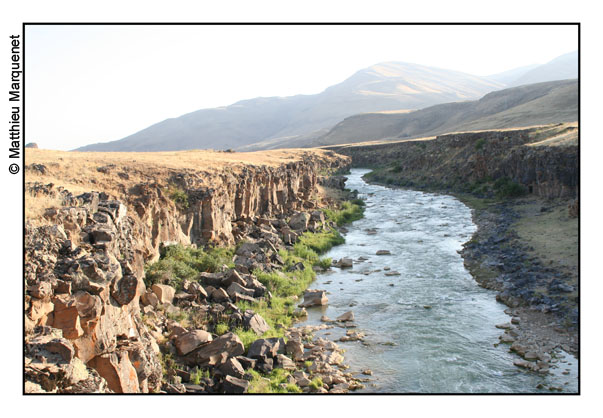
[508,51,577,87]
[287,79,577,148]
[485,51,577,87]
[76,62,503,152]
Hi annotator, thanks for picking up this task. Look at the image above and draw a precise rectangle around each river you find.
[298,168,578,393]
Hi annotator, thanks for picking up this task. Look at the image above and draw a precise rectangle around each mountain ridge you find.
[242,79,577,150]
[76,61,503,152]
[75,51,577,153]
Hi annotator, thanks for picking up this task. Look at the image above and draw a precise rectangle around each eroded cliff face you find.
[328,124,578,199]
[24,151,350,393]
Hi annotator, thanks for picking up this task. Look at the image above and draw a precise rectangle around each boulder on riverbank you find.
[299,289,328,308]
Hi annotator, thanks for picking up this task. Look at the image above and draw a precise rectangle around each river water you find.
[299,169,578,393]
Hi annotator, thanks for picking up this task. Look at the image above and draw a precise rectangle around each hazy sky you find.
[25,24,577,150]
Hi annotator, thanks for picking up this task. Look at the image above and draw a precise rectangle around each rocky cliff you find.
[327,123,578,200]
[24,149,350,393]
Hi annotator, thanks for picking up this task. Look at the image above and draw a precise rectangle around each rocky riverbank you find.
[24,149,373,394]
[458,196,578,371]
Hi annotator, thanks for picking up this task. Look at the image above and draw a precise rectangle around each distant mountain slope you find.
[280,79,577,148]
[485,51,577,87]
[76,62,503,152]
[485,64,540,85]
[508,51,577,86]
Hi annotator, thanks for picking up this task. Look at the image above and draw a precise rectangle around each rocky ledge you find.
[24,152,370,393]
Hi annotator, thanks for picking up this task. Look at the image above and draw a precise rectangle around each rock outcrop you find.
[329,124,578,200]
[24,151,350,393]
[25,199,162,393]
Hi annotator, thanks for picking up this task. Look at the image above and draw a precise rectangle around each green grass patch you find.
[144,244,234,291]
[234,296,296,347]
[454,192,497,212]
[309,377,324,391]
[234,296,296,349]
[233,325,285,351]
[296,229,345,254]
[232,215,357,347]
[215,322,230,336]
[189,367,210,385]
[324,200,365,226]
[256,264,315,299]
[247,368,301,393]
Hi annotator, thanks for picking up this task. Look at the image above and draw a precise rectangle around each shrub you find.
[474,138,486,151]
[390,162,403,173]
[168,185,189,209]
[316,257,332,270]
[159,352,177,379]
[493,177,526,198]
[309,377,324,390]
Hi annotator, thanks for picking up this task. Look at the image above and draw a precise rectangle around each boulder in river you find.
[337,258,354,268]
[376,250,391,255]
[336,311,354,322]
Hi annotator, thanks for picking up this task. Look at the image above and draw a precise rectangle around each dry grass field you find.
[25,148,341,223]
[513,197,579,276]
[323,122,578,149]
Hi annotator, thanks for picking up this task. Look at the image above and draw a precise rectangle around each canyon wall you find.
[24,152,350,393]
[327,124,578,199]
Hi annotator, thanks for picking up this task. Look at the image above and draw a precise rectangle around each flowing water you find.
[299,169,578,393]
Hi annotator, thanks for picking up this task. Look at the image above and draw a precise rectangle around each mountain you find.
[485,51,577,87]
[509,51,577,86]
[76,62,503,152]
[274,79,577,148]
[485,64,540,85]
